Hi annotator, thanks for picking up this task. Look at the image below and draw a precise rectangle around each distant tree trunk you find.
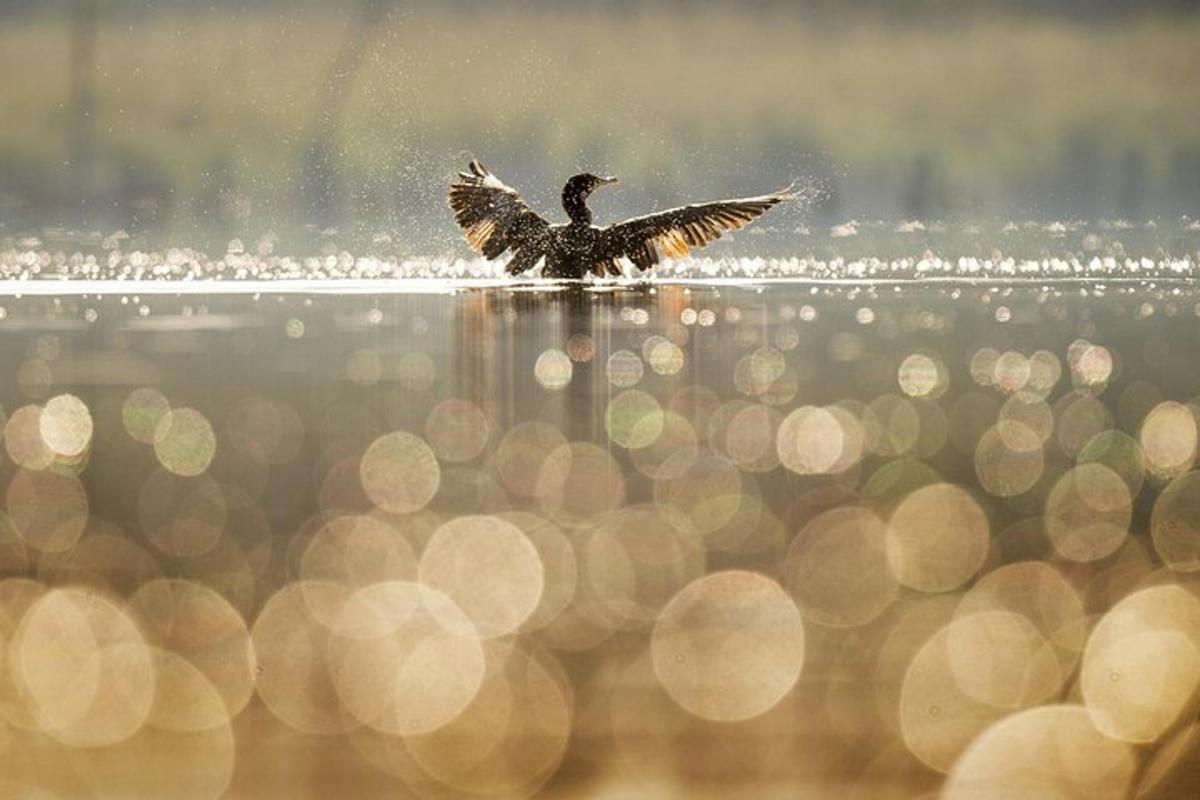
[902,154,934,221]
[299,0,397,227]
[69,0,99,221]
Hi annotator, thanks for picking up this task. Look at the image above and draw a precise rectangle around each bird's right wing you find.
[448,161,550,271]
[599,188,793,271]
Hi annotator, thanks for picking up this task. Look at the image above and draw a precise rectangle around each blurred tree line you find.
[0,0,1198,248]
[3,0,1198,18]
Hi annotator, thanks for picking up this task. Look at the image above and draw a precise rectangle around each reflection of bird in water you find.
[449,160,794,279]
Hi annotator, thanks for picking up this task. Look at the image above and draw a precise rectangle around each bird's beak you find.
[598,176,618,185]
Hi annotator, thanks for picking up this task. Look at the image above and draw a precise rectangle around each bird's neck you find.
[562,190,592,225]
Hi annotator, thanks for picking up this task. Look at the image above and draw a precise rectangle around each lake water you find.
[0,234,1199,797]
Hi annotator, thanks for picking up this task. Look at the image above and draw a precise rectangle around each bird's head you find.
[564,172,618,199]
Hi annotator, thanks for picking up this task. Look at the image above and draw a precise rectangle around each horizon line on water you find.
[0,273,1197,298]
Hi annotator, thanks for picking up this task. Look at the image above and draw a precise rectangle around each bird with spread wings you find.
[449,160,793,279]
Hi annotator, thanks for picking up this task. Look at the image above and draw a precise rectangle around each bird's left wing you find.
[449,160,550,267]
[599,188,794,272]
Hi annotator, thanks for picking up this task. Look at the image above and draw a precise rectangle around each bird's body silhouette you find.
[449,161,793,279]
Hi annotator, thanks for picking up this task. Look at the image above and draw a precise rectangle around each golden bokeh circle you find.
[605,390,666,450]
[4,405,54,471]
[13,588,155,747]
[946,611,1063,709]
[121,388,171,445]
[493,421,568,499]
[777,406,848,475]
[942,705,1135,799]
[6,469,89,553]
[974,421,1044,498]
[153,408,217,477]
[401,643,572,796]
[495,511,578,633]
[651,571,805,722]
[581,506,705,630]
[419,515,544,638]
[534,349,572,391]
[0,577,49,731]
[250,581,357,735]
[535,442,626,524]
[425,398,490,463]
[299,513,418,588]
[129,579,256,730]
[887,484,988,593]
[327,581,486,736]
[359,431,441,514]
[725,404,783,472]
[1151,471,1200,571]
[653,452,743,544]
[898,352,943,398]
[607,350,645,388]
[39,394,93,458]
[956,561,1085,671]
[629,411,699,481]
[1081,585,1200,743]
[1077,429,1146,498]
[1044,463,1131,563]
[784,506,898,628]
[1140,401,1198,479]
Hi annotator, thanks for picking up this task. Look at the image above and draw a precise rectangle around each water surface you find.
[0,259,1198,798]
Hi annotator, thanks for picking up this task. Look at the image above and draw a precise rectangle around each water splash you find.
[0,249,1195,293]
[2,217,1198,291]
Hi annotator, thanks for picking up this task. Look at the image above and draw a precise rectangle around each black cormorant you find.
[449,160,794,279]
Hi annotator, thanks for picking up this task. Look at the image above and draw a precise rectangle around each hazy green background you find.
[1,1,1198,251]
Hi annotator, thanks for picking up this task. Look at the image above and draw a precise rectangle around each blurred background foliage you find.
[0,0,1198,250]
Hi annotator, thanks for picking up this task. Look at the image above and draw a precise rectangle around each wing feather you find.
[448,160,550,270]
[599,187,793,270]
